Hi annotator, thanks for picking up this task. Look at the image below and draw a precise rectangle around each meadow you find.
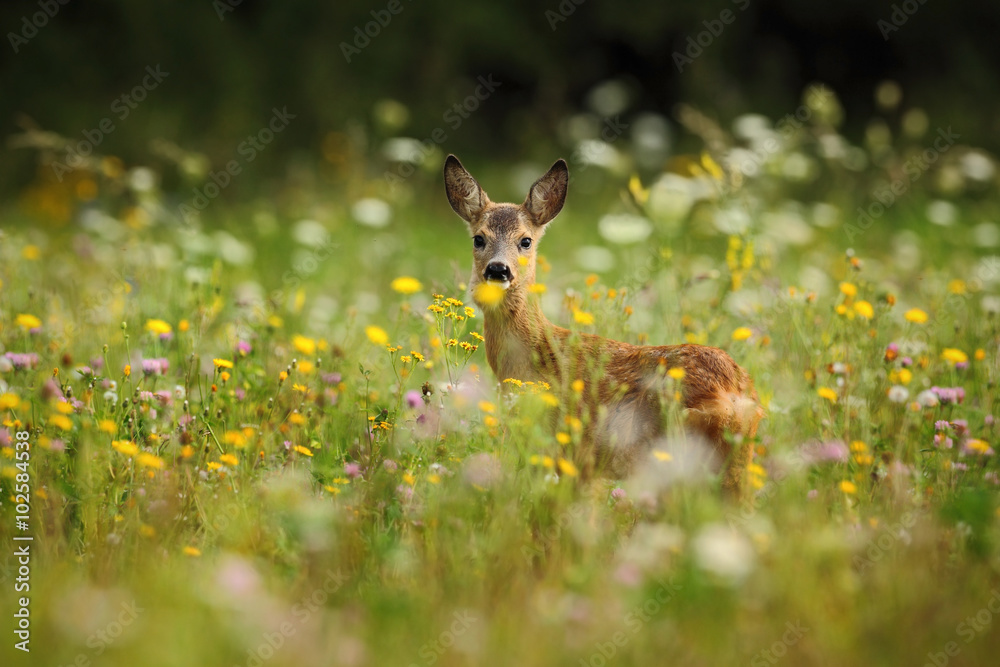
[2,88,1000,666]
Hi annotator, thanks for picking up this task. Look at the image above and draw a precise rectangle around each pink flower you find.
[345,462,362,478]
[405,390,423,409]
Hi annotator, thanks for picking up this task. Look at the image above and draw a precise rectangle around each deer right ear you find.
[444,155,489,223]
[524,159,568,226]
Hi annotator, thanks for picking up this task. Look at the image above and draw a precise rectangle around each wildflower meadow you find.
[2,8,1000,664]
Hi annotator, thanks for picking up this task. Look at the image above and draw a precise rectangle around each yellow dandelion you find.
[966,439,991,454]
[219,453,239,467]
[390,276,423,295]
[817,387,838,403]
[403,472,416,485]
[904,308,929,323]
[731,327,753,341]
[55,401,74,415]
[853,300,874,319]
[213,358,234,369]
[112,440,139,456]
[571,379,585,393]
[948,279,966,295]
[941,348,968,365]
[556,432,571,445]
[478,400,496,414]
[839,480,857,494]
[145,319,172,335]
[48,414,72,431]
[182,546,202,557]
[529,283,547,294]
[365,326,389,345]
[0,394,20,411]
[15,314,42,330]
[292,334,316,355]
[474,281,505,308]
[289,413,307,425]
[839,282,857,297]
[573,310,595,326]
[136,453,164,469]
[539,392,559,407]
[223,430,247,448]
[667,367,686,380]
[557,458,579,477]
[178,319,190,332]
[294,445,313,457]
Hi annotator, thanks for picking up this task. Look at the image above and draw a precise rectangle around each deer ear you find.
[444,155,489,223]
[524,159,568,226]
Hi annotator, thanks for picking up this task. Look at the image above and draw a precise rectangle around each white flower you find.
[887,385,910,404]
[916,390,940,408]
[692,524,755,584]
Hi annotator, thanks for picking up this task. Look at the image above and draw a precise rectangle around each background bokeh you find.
[2,0,999,207]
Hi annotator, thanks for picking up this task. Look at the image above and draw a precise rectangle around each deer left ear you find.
[524,159,568,226]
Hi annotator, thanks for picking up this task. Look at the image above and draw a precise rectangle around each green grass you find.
[2,129,1000,667]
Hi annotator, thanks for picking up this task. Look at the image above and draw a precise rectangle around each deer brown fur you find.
[444,154,764,496]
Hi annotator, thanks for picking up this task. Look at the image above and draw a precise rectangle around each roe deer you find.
[443,155,764,496]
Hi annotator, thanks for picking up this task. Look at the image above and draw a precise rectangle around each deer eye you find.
[473,235,485,249]
[520,238,532,250]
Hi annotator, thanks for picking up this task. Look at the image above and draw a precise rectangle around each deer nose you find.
[484,262,511,283]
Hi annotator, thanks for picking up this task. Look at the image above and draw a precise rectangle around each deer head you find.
[444,154,568,307]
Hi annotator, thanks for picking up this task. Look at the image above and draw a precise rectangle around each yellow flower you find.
[653,450,673,462]
[571,379,585,393]
[556,432,571,445]
[948,279,966,295]
[966,439,991,454]
[539,392,559,407]
[294,445,313,457]
[474,282,505,308]
[817,387,838,403]
[839,282,857,297]
[731,327,753,341]
[178,319,190,332]
[905,308,929,323]
[391,276,423,294]
[975,348,986,361]
[941,348,968,364]
[136,453,164,469]
[478,400,496,414]
[22,245,40,260]
[403,472,416,485]
[853,300,874,319]
[667,367,686,380]
[219,453,239,467]
[839,480,857,494]
[112,440,139,456]
[557,458,579,477]
[16,313,42,330]
[55,401,74,415]
[289,412,307,425]
[428,473,441,484]
[213,358,234,369]
[528,283,547,294]
[145,319,172,335]
[123,364,131,378]
[183,546,202,557]
[0,394,21,411]
[292,335,316,355]
[365,326,389,345]
[223,430,247,448]
[48,414,72,431]
[573,310,595,326]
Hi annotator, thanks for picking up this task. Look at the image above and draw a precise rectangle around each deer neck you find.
[482,285,554,384]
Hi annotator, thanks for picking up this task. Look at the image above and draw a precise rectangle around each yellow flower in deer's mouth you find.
[391,276,423,295]
[474,282,505,308]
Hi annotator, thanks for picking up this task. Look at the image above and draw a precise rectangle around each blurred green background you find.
[2,0,998,210]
